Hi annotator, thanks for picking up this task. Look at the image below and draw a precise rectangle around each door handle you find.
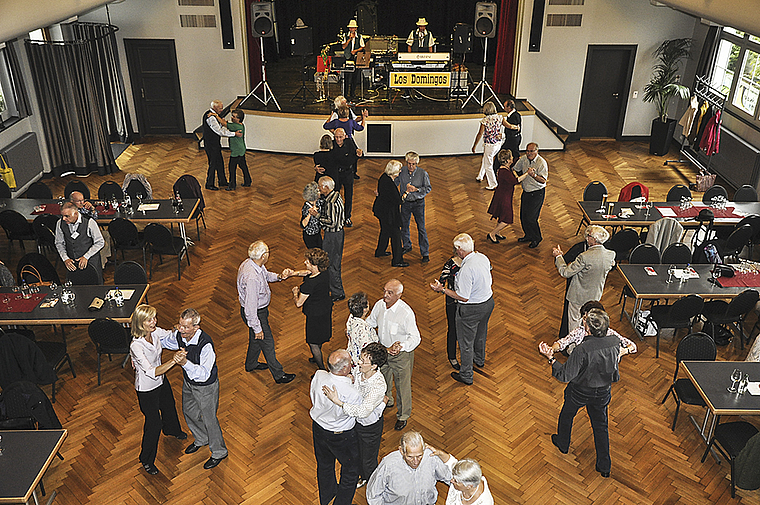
[612,93,619,99]
[141,88,145,99]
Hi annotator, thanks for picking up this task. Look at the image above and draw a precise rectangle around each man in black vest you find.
[406,18,435,52]
[168,308,228,469]
[202,100,242,191]
[54,202,105,284]
[341,20,364,100]
[330,128,362,227]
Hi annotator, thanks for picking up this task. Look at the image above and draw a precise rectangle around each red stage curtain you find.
[493,0,519,96]
[245,0,263,86]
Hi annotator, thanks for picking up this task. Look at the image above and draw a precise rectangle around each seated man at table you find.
[70,191,111,269]
[55,202,105,284]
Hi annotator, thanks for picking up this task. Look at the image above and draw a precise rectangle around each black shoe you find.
[529,240,541,248]
[474,361,484,368]
[332,294,346,302]
[551,434,569,454]
[394,420,407,431]
[451,372,473,385]
[375,251,391,257]
[344,218,353,227]
[308,357,316,363]
[421,256,429,263]
[495,234,506,240]
[517,236,530,243]
[242,182,252,187]
[168,431,187,440]
[392,262,410,267]
[185,443,201,454]
[402,246,412,254]
[449,359,460,371]
[142,463,159,475]
[487,234,500,244]
[205,185,219,191]
[225,185,235,191]
[203,455,227,469]
[353,174,360,180]
[245,362,268,371]
[595,465,610,478]
[275,373,296,384]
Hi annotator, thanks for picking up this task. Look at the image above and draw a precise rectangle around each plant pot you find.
[649,118,677,156]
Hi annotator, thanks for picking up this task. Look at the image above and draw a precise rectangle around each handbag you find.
[695,169,716,192]
[0,154,17,190]
[19,264,52,286]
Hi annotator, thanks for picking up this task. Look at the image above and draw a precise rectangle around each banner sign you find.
[389,72,451,88]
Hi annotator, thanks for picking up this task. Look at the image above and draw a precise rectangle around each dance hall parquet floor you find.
[11,136,760,504]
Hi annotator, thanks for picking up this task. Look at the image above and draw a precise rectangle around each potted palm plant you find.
[643,38,692,156]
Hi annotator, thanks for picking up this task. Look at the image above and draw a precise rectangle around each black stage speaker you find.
[356,1,378,36]
[474,2,497,38]
[453,23,473,53]
[219,0,234,49]
[528,0,546,52]
[251,2,275,38]
[290,26,313,56]
[367,124,391,153]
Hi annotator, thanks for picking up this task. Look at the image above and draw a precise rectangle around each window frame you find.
[0,43,26,131]
[712,28,760,127]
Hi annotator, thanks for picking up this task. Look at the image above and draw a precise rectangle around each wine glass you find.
[596,194,608,213]
[728,368,743,392]
[666,264,676,284]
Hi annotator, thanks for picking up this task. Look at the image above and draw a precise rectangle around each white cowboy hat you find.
[347,20,358,28]
[416,18,428,26]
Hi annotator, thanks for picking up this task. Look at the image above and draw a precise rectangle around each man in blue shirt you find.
[396,152,432,263]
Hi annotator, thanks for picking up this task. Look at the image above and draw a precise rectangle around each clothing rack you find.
[664,75,727,174]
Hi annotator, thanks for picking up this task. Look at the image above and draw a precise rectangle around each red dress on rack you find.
[699,110,721,156]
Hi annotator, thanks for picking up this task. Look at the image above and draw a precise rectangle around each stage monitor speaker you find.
[367,124,391,153]
[251,2,275,38]
[219,0,234,49]
[528,0,546,52]
[453,23,473,53]
[474,2,497,38]
[290,26,313,56]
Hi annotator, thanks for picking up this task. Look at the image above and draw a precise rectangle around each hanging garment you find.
[618,182,650,202]
[689,101,710,145]
[678,96,699,137]
[699,110,721,156]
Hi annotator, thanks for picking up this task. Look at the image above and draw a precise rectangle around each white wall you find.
[515,0,696,136]
[79,0,249,134]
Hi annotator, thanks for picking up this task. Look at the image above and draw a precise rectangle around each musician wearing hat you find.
[342,19,365,99]
[406,18,434,52]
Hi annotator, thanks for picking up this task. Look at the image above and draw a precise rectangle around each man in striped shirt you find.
[316,176,346,301]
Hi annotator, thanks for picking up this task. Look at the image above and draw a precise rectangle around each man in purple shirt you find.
[237,240,296,384]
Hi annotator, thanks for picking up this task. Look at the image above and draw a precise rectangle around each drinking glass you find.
[728,368,743,392]
[666,264,676,284]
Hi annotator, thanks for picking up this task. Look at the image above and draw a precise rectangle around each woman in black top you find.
[313,134,335,182]
[439,253,462,370]
[372,160,407,267]
[292,248,332,370]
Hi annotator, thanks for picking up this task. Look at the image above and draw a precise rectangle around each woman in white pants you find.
[472,102,512,190]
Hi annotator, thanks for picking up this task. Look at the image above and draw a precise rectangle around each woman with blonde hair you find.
[130,304,186,476]
[472,101,518,190]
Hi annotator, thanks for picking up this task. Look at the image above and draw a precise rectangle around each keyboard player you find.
[406,17,435,52]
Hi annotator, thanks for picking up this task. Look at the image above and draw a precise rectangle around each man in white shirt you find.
[310,349,362,505]
[514,142,548,248]
[365,279,421,431]
[430,233,493,385]
[202,99,243,190]
[55,202,105,284]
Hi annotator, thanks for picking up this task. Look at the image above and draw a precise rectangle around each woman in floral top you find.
[346,292,378,364]
[472,102,518,190]
[301,181,323,249]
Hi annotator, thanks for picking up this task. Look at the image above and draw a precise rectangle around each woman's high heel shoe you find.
[487,234,500,244]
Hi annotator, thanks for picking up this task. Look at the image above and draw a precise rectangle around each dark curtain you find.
[696,25,720,80]
[493,0,519,96]
[25,39,117,177]
[4,40,30,118]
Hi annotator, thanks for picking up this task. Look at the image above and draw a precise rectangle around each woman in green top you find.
[225,109,251,190]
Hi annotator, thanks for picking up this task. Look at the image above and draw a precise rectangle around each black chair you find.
[124,179,149,201]
[701,422,760,498]
[144,223,189,280]
[0,179,11,198]
[702,184,728,204]
[98,181,123,201]
[114,261,149,303]
[0,209,36,251]
[31,215,58,261]
[576,181,608,235]
[666,184,691,202]
[66,263,101,285]
[63,180,90,200]
[604,228,639,263]
[25,181,53,199]
[734,185,758,202]
[661,332,716,430]
[702,289,760,350]
[619,243,661,321]
[88,318,131,386]
[16,253,60,285]
[108,218,146,267]
[174,174,206,241]
[0,332,73,404]
[722,224,754,262]
[660,242,692,264]
[646,294,704,357]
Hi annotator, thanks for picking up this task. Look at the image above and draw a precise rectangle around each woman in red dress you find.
[486,150,533,243]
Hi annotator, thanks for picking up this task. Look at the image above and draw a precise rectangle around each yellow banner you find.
[389,72,451,88]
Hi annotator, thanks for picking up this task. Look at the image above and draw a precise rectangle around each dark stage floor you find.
[238,55,521,117]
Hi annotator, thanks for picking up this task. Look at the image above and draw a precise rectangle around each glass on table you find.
[728,368,743,392]
[666,264,677,284]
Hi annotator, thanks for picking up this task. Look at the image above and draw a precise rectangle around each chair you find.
[575,181,608,235]
[702,184,728,204]
[0,209,36,251]
[666,184,691,202]
[66,263,101,285]
[645,217,684,253]
[124,178,150,201]
[734,185,758,202]
[25,181,53,199]
[16,253,60,285]
[0,179,11,198]
[174,174,206,241]
[0,332,73,403]
[619,243,661,321]
[88,318,131,386]
[661,332,716,430]
[98,181,123,201]
[31,214,59,261]
[660,242,692,264]
[646,294,704,357]
[618,182,650,202]
[604,228,639,263]
[108,218,146,267]
[702,289,760,350]
[722,224,754,262]
[63,180,90,200]
[144,223,189,280]
[114,261,149,303]
[701,422,760,498]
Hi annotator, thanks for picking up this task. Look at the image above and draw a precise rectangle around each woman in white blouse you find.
[130,304,186,476]
[346,292,378,365]
[323,342,388,488]
[446,458,494,505]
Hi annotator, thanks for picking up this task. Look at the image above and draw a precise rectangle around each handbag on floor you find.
[0,154,17,190]
[695,170,716,192]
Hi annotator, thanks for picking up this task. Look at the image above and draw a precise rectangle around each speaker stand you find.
[243,40,281,111]
[462,38,502,110]
[291,55,317,104]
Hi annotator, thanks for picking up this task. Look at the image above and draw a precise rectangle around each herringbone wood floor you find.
[8,137,760,504]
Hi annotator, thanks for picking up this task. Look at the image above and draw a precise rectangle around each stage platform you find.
[230,56,565,156]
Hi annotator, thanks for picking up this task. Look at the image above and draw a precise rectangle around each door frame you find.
[576,44,637,140]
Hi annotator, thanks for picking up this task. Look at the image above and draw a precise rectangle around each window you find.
[710,27,760,126]
[0,46,21,125]
[733,49,760,114]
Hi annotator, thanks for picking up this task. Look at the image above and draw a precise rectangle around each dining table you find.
[0,429,67,505]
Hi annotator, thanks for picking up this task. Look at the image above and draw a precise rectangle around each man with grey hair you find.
[366,430,456,505]
[55,202,105,284]
[159,308,228,469]
[396,151,432,263]
[310,349,362,505]
[202,99,243,190]
[552,225,615,332]
[365,279,420,430]
[330,128,362,227]
[430,233,493,385]
[314,176,346,301]
[237,240,296,383]
[514,142,548,248]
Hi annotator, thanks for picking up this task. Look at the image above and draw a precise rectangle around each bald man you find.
[70,191,110,268]
[202,99,243,190]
